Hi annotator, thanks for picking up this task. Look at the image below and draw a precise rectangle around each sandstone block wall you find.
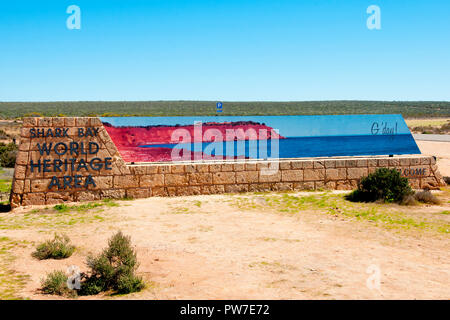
[9,117,446,208]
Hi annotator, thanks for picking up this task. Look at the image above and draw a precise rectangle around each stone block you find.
[101,189,126,199]
[336,181,352,190]
[213,172,235,184]
[293,182,315,190]
[221,163,234,172]
[325,181,336,189]
[313,161,325,169]
[368,159,378,167]
[259,171,281,183]
[271,182,293,191]
[201,185,225,194]
[177,186,202,196]
[420,177,440,190]
[324,160,336,168]
[388,159,400,167]
[345,160,357,167]
[302,161,314,169]
[15,151,28,165]
[64,118,76,127]
[22,193,45,206]
[335,160,346,168]
[236,171,259,184]
[30,179,51,192]
[52,118,65,127]
[281,170,303,182]
[113,175,138,188]
[196,164,209,173]
[347,167,368,180]
[325,168,346,181]
[304,169,325,181]
[209,164,222,172]
[225,184,249,193]
[46,192,73,205]
[356,159,368,167]
[188,173,212,185]
[12,179,24,193]
[76,191,100,202]
[249,183,271,192]
[171,164,185,173]
[76,118,89,127]
[152,187,168,197]
[165,174,188,186]
[23,117,37,127]
[378,159,389,167]
[37,118,52,127]
[93,176,113,189]
[126,188,151,199]
[279,162,291,170]
[399,158,410,166]
[14,165,27,179]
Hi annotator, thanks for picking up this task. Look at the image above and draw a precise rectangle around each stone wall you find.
[9,117,446,208]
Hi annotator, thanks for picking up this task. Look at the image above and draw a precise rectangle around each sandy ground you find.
[1,189,449,300]
[417,141,450,176]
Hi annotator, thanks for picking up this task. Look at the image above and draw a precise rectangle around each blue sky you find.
[0,0,449,102]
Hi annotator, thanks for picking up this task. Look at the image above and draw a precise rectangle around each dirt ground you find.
[1,186,449,300]
[417,141,450,177]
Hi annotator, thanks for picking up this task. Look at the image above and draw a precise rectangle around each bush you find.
[41,270,76,297]
[32,234,75,260]
[0,142,17,168]
[400,194,417,206]
[346,168,414,204]
[444,176,450,185]
[79,231,145,295]
[414,190,441,205]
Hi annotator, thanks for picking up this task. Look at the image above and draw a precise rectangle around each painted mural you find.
[100,115,421,163]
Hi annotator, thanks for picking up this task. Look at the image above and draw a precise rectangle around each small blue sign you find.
[216,102,223,113]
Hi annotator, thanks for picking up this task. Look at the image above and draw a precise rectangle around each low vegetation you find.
[414,190,441,205]
[233,190,450,234]
[411,120,450,134]
[40,270,76,297]
[53,199,119,213]
[79,231,145,295]
[0,237,31,299]
[32,233,75,260]
[39,231,145,298]
[0,142,17,168]
[1,101,450,118]
[0,200,121,231]
[346,168,414,204]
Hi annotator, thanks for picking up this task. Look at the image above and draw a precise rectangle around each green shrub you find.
[0,142,18,168]
[41,270,76,297]
[32,234,75,260]
[346,168,414,204]
[79,231,145,295]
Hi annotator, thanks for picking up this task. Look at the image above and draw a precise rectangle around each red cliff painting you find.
[103,121,285,163]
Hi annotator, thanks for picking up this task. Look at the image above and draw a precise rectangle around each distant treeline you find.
[0,101,449,119]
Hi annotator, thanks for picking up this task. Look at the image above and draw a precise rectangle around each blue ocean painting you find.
[101,115,421,162]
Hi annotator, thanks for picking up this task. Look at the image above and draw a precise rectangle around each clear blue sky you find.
[0,0,449,102]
